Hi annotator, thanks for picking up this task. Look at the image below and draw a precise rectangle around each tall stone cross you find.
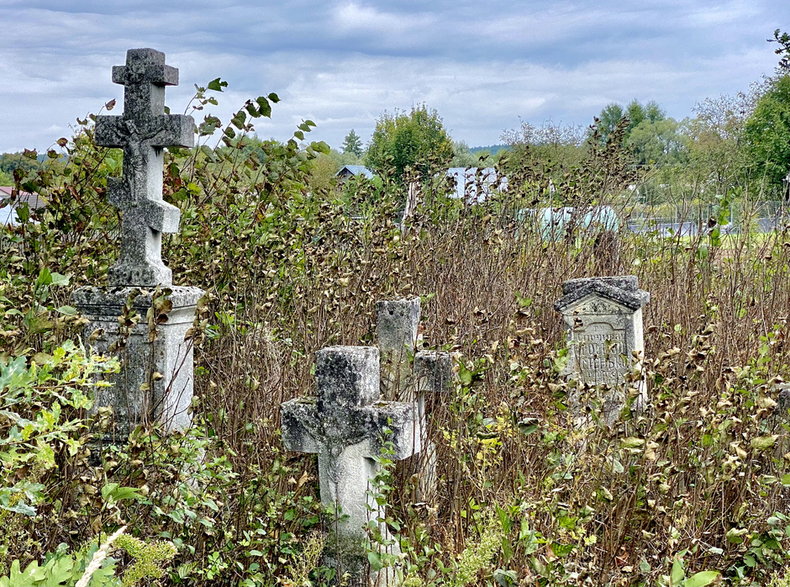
[281,346,420,584]
[94,48,195,286]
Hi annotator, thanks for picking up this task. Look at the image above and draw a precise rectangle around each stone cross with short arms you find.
[95,48,195,286]
[281,346,420,579]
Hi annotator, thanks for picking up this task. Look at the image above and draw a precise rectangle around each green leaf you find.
[35,267,52,288]
[621,437,645,449]
[256,97,272,117]
[231,111,246,130]
[367,550,384,572]
[670,558,685,585]
[684,571,720,587]
[49,272,69,286]
[267,92,280,103]
[102,483,142,503]
[781,474,790,486]
[207,78,227,92]
[750,435,778,451]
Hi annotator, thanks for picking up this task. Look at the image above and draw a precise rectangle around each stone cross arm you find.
[95,114,195,150]
[281,345,421,460]
[281,398,420,460]
[106,178,180,233]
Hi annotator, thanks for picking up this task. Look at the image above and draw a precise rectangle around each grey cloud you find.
[0,0,788,153]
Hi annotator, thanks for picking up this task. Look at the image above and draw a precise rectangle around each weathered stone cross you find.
[281,346,420,582]
[95,48,195,286]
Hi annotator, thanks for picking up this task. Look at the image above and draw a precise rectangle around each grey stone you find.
[376,298,421,400]
[72,49,201,444]
[555,275,650,425]
[777,384,790,419]
[95,48,195,287]
[73,285,203,440]
[413,350,453,503]
[556,276,650,312]
[281,346,420,584]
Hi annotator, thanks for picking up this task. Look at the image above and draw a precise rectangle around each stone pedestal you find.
[73,285,203,440]
[281,346,420,585]
[554,276,650,425]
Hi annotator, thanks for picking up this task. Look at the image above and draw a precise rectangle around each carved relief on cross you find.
[95,48,195,286]
[281,346,420,541]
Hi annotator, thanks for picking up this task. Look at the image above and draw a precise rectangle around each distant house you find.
[446,167,507,203]
[336,165,374,182]
[0,186,46,226]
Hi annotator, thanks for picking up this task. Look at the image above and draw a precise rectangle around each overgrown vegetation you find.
[1,36,789,587]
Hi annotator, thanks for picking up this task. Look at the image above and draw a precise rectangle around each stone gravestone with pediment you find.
[72,48,202,441]
[281,346,420,586]
[554,276,650,425]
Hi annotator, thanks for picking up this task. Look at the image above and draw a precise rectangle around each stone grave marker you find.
[72,48,202,441]
[413,350,453,502]
[376,298,421,401]
[554,276,650,425]
[376,298,455,502]
[281,346,420,585]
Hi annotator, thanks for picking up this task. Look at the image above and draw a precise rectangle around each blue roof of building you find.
[336,165,374,179]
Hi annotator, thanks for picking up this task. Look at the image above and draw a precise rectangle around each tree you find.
[364,105,454,181]
[341,129,363,158]
[769,28,790,71]
[592,100,665,145]
[742,74,790,191]
[500,120,586,183]
[590,100,686,167]
[594,103,625,145]
[627,118,687,167]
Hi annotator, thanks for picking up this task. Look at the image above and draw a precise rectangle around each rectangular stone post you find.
[377,298,421,401]
[72,49,201,441]
[281,346,420,586]
[413,350,453,503]
[554,276,650,425]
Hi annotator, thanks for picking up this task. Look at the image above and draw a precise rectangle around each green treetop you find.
[341,129,363,158]
[364,105,454,181]
[743,74,790,191]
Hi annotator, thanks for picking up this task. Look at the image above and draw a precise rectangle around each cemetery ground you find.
[1,73,790,585]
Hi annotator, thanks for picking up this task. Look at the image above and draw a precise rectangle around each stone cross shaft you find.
[95,48,195,286]
[376,298,421,400]
[281,346,419,560]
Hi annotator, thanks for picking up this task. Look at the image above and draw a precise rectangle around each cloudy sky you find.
[0,0,788,154]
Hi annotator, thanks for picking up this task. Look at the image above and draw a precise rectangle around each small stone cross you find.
[281,346,420,581]
[95,48,195,286]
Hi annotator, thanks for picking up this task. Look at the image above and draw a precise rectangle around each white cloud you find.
[0,0,787,153]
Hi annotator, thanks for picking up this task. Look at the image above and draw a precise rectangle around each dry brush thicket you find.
[0,121,788,585]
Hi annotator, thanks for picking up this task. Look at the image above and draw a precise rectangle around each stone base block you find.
[72,285,203,441]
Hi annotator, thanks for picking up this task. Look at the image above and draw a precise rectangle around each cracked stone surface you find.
[555,276,649,425]
[94,48,195,287]
[281,346,420,585]
[377,298,421,400]
[73,286,203,440]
